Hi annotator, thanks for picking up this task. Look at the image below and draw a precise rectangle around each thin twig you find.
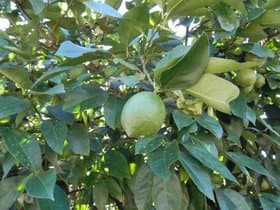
[140,56,155,88]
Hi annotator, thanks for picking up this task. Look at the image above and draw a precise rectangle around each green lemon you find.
[235,69,257,87]
[255,74,266,89]
[121,91,166,137]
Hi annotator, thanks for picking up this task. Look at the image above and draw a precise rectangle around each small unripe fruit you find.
[255,74,266,89]
[121,92,166,137]
[235,69,257,87]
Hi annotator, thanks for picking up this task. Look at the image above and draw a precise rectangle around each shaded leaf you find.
[179,151,215,201]
[172,110,194,130]
[41,120,68,154]
[0,96,29,119]
[104,151,130,179]
[259,193,280,210]
[1,128,41,170]
[104,96,125,129]
[226,152,271,177]
[67,123,90,156]
[92,182,109,210]
[38,185,70,210]
[148,141,179,179]
[26,169,57,200]
[0,176,23,210]
[134,165,154,210]
[0,64,32,88]
[2,154,15,180]
[215,188,251,210]
[152,173,182,210]
[63,85,108,112]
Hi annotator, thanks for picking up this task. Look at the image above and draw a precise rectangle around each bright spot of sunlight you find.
[0,18,10,30]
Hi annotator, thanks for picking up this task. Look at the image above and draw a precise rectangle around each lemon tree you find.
[0,1,280,210]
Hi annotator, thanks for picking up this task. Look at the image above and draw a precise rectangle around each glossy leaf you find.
[172,110,195,130]
[215,189,251,210]
[185,73,240,114]
[148,141,179,179]
[155,34,209,90]
[195,114,223,138]
[55,41,97,58]
[1,128,41,170]
[67,123,90,156]
[182,140,238,184]
[28,0,45,14]
[26,169,57,200]
[259,193,280,210]
[152,173,182,210]
[104,151,130,179]
[41,120,68,154]
[104,96,125,129]
[0,64,32,88]
[84,1,122,18]
[63,85,108,112]
[0,176,23,210]
[38,185,70,210]
[179,151,215,201]
[1,154,15,180]
[135,135,164,154]
[134,165,154,210]
[0,96,29,119]
[226,152,271,177]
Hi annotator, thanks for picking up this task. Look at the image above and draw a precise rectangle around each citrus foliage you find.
[0,0,280,210]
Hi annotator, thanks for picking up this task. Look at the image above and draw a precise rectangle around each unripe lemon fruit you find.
[255,74,266,89]
[121,92,166,137]
[235,69,257,87]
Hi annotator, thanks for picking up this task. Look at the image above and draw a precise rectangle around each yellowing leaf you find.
[185,74,240,113]
[205,57,263,74]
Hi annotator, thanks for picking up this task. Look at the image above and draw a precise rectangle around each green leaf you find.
[92,182,109,210]
[259,193,280,210]
[152,173,182,210]
[28,0,45,14]
[67,123,90,156]
[1,128,41,170]
[255,10,280,27]
[105,178,122,201]
[104,96,125,129]
[179,151,215,201]
[84,1,122,18]
[38,185,70,210]
[185,74,240,114]
[0,96,29,119]
[264,0,280,9]
[148,141,179,179]
[2,154,15,180]
[30,84,65,96]
[26,169,57,200]
[215,189,251,210]
[135,135,164,154]
[0,64,32,88]
[221,0,247,14]
[134,165,154,210]
[230,92,256,124]
[0,176,23,210]
[213,2,240,32]
[195,114,223,138]
[226,152,271,177]
[104,151,130,179]
[155,34,209,90]
[182,140,238,184]
[55,41,97,58]
[205,57,263,74]
[172,110,194,130]
[63,85,108,112]
[32,66,82,88]
[41,120,68,154]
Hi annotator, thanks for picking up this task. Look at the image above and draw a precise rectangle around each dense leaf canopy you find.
[0,0,280,209]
